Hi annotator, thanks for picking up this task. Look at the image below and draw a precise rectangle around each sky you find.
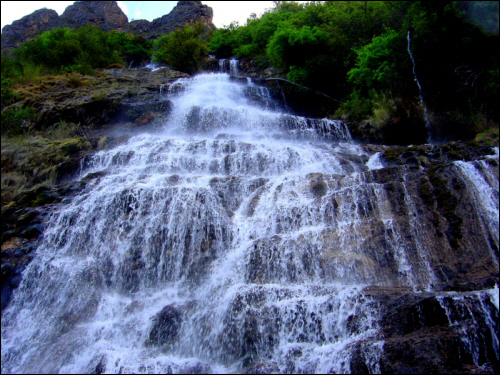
[1,1,277,31]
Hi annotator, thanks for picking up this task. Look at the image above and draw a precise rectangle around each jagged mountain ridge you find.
[1,1,213,50]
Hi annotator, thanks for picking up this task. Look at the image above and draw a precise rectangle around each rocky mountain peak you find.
[56,1,128,31]
[1,8,59,49]
[129,1,214,39]
[1,1,214,50]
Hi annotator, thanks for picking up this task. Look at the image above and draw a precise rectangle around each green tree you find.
[208,24,239,58]
[347,29,406,91]
[153,23,209,74]
[9,25,153,76]
[1,77,20,109]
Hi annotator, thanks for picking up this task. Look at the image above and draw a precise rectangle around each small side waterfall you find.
[1,73,498,374]
[218,59,239,76]
[229,59,239,76]
[407,30,432,142]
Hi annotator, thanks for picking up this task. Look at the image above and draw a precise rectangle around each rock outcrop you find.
[1,1,214,50]
[55,1,128,32]
[129,1,214,40]
[1,8,59,49]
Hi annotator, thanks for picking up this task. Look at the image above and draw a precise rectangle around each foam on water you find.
[1,73,498,374]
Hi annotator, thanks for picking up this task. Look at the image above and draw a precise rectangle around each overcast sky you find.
[1,1,277,31]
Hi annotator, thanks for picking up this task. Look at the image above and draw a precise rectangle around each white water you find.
[455,159,499,263]
[1,73,498,373]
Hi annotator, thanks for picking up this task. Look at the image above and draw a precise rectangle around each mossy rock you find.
[20,224,43,239]
[31,190,59,206]
[16,211,39,227]
[81,171,107,182]
[55,137,91,156]
[474,128,499,147]
[13,186,60,208]
[418,177,434,206]
[383,147,405,164]
[15,186,50,207]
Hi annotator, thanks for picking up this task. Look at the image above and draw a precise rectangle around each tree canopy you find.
[153,23,210,74]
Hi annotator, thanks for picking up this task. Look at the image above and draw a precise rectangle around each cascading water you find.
[407,30,432,142]
[219,59,240,76]
[230,59,239,76]
[1,73,498,374]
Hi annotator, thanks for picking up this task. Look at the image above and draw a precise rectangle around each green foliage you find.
[107,31,152,67]
[0,1,496,139]
[267,25,328,70]
[1,54,20,78]
[4,25,152,80]
[1,77,20,109]
[336,89,377,120]
[209,26,239,58]
[1,106,36,136]
[153,23,209,74]
[347,29,403,90]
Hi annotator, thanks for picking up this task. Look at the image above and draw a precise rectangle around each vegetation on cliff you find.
[2,24,151,78]
[208,1,498,142]
[2,2,498,143]
[1,2,498,157]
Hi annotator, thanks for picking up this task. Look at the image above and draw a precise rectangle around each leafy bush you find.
[209,26,239,58]
[1,77,20,109]
[153,23,209,74]
[5,25,153,79]
[347,29,402,90]
[1,106,36,136]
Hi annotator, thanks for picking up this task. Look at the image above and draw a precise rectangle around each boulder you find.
[148,304,183,346]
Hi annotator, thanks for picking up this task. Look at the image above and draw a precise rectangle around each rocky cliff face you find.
[129,1,214,40]
[1,1,214,50]
[1,8,59,49]
[1,67,498,374]
[55,1,128,32]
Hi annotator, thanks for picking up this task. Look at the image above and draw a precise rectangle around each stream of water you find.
[1,73,498,374]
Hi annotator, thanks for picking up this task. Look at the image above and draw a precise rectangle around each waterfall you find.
[219,59,229,73]
[1,73,498,374]
[229,59,239,76]
[218,59,239,76]
[407,30,432,142]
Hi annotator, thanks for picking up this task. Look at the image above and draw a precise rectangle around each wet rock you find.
[260,78,342,118]
[90,355,106,374]
[0,243,33,311]
[20,224,43,239]
[117,98,173,123]
[148,304,183,346]
[310,180,327,198]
